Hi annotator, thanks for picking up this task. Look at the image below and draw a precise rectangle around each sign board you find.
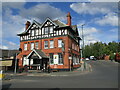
[54,54,58,64]
[0,60,12,66]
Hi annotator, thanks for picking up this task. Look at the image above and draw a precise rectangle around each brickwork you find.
[17,36,80,70]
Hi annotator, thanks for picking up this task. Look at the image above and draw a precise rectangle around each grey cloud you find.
[19,3,66,22]
[70,2,118,15]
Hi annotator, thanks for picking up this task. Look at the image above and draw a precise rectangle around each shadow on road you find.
[2,83,11,90]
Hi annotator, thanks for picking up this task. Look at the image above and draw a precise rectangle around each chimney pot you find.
[66,12,72,26]
[25,21,31,30]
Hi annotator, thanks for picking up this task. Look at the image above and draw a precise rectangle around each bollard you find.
[0,70,5,80]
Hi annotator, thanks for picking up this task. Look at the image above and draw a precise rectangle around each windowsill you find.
[50,64,63,65]
[49,47,54,49]
[58,64,63,65]
[44,48,48,49]
[58,47,62,48]
[24,50,27,51]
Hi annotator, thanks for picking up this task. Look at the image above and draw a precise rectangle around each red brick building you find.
[17,12,81,71]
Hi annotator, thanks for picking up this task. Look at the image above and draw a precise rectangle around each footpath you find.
[2,62,92,80]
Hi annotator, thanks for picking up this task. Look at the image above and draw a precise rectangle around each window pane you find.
[31,30,34,36]
[50,40,54,48]
[44,41,48,49]
[24,43,27,50]
[49,53,54,64]
[58,40,62,47]
[35,42,39,49]
[31,42,34,50]
[45,27,48,34]
[58,53,63,64]
[36,29,38,35]
[50,27,53,33]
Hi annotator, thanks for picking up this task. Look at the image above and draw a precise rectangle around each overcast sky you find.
[1,1,119,49]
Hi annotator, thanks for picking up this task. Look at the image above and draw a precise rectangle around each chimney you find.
[66,12,72,26]
[25,21,31,30]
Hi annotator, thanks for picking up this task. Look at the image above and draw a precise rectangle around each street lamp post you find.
[81,24,85,62]
[14,53,17,74]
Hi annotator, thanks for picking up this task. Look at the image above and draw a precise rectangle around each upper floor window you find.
[35,42,39,49]
[36,29,39,36]
[31,42,34,50]
[31,30,34,36]
[44,27,48,34]
[44,41,48,49]
[72,43,74,49]
[58,39,62,47]
[50,27,53,33]
[24,43,27,50]
[58,53,63,64]
[50,40,54,48]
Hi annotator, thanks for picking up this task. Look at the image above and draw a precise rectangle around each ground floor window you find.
[58,53,63,64]
[49,53,54,64]
[23,56,29,66]
[76,57,80,64]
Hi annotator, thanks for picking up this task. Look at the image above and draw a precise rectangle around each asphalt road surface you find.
[2,60,119,89]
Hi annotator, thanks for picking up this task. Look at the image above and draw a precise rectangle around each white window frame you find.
[23,57,29,66]
[24,43,27,51]
[31,30,34,36]
[58,53,63,65]
[50,27,53,33]
[36,29,39,36]
[49,53,54,64]
[44,41,48,49]
[50,40,54,48]
[58,39,62,48]
[44,27,48,34]
[35,42,39,49]
[31,42,34,50]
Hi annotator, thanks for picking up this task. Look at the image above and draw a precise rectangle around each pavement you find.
[2,60,118,79]
[2,62,92,80]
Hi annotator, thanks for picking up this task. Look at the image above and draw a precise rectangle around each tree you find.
[82,41,119,60]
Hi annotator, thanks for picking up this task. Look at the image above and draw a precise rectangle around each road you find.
[2,60,119,89]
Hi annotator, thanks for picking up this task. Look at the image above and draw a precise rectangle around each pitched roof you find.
[1,49,20,58]
[53,20,67,27]
[17,18,79,36]
[35,49,48,58]
[71,25,77,32]
[27,49,48,59]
